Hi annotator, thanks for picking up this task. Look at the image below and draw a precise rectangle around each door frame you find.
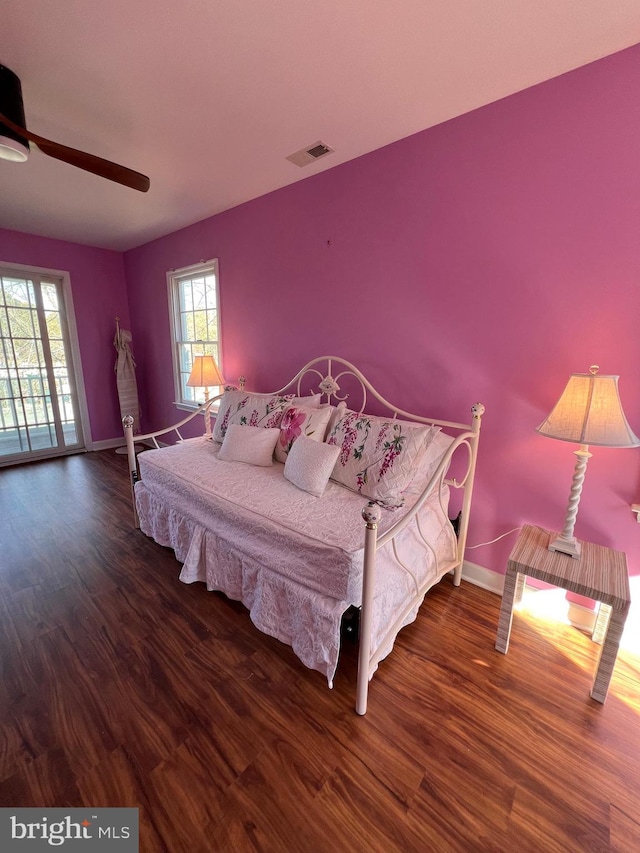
[0,260,92,463]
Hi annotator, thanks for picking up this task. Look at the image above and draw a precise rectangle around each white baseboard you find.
[567,601,597,633]
[461,560,503,596]
[88,438,157,452]
[87,438,124,451]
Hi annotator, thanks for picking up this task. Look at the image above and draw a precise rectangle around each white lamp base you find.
[548,532,581,559]
[547,445,590,560]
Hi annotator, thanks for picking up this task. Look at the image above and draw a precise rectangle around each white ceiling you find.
[2,1,640,252]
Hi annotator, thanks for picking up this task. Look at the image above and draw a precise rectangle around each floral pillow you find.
[327,409,442,507]
[403,430,455,495]
[213,389,293,442]
[324,401,347,435]
[275,404,332,463]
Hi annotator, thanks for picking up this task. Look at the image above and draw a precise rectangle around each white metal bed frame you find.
[124,356,484,715]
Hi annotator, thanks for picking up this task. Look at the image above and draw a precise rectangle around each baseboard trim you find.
[461,560,503,596]
[87,438,123,451]
[88,438,157,452]
[567,601,597,633]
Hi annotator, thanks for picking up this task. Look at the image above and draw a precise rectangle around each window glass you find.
[168,260,222,406]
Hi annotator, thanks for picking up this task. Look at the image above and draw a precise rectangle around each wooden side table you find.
[495,524,630,703]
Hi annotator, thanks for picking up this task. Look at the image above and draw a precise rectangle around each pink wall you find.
[0,228,130,443]
[4,45,638,579]
[124,43,640,577]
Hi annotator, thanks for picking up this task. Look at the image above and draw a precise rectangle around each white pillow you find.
[218,424,279,466]
[291,393,322,408]
[284,435,341,497]
[275,404,332,463]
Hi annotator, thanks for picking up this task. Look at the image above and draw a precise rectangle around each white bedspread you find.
[135,438,457,684]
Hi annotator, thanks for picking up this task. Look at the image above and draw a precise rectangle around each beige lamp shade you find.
[536,366,639,448]
[186,355,224,440]
[186,355,225,389]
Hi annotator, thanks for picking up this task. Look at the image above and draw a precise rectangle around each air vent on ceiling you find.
[286,141,334,167]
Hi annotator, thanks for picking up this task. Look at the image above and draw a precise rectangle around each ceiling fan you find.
[0,64,150,192]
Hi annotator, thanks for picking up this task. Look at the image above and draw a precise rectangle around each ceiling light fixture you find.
[0,64,30,162]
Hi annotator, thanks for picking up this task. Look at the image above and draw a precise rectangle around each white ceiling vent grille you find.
[286,141,334,167]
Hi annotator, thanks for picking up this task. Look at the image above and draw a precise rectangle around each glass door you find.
[0,269,85,464]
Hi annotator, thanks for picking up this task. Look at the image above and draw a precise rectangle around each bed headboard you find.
[271,355,475,432]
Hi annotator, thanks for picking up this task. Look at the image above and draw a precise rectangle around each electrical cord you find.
[466,526,522,549]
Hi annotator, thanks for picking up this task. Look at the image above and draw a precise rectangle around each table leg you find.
[591,602,611,645]
[591,607,628,703]
[514,571,526,607]
[495,567,524,654]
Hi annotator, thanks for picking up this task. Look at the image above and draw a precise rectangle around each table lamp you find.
[536,365,639,558]
[187,355,225,438]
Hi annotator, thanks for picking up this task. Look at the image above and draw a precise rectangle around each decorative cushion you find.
[284,435,341,497]
[218,424,280,466]
[292,393,322,408]
[213,389,293,442]
[324,401,347,436]
[275,404,332,463]
[327,409,442,507]
[407,430,455,494]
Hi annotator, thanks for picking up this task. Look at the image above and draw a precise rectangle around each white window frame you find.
[167,260,223,411]
[0,260,92,455]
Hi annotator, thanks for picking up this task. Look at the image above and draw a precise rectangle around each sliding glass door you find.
[0,267,85,464]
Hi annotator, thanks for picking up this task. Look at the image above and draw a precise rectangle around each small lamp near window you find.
[536,365,639,558]
[187,355,225,438]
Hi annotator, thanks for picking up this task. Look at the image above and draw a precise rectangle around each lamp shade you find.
[186,355,224,388]
[536,367,639,448]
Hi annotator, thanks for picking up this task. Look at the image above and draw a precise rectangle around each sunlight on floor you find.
[518,579,640,653]
[516,580,640,712]
[622,575,640,652]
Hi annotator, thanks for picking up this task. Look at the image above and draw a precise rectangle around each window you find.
[167,260,222,408]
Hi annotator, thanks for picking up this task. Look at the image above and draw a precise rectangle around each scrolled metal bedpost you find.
[454,402,485,586]
[356,501,382,716]
[123,415,140,528]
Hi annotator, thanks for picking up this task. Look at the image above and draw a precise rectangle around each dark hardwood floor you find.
[1,450,639,852]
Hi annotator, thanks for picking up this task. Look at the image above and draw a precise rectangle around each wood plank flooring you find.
[0,450,639,852]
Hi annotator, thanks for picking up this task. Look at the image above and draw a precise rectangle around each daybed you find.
[124,356,484,714]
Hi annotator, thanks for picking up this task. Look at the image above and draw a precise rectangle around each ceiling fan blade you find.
[0,110,150,192]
